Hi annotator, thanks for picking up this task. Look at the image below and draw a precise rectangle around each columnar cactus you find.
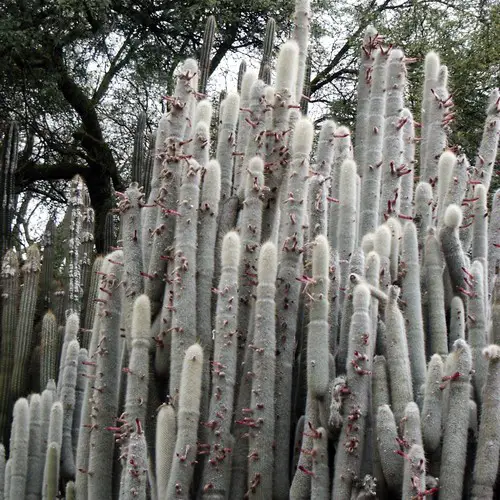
[383,286,413,423]
[144,59,198,314]
[131,112,147,184]
[198,16,216,95]
[0,7,498,500]
[472,345,500,498]
[166,344,204,499]
[87,251,124,500]
[332,283,372,498]
[247,241,277,499]
[11,245,41,403]
[359,47,390,238]
[274,118,313,498]
[260,40,298,241]
[202,231,240,498]
[60,339,80,481]
[155,404,176,499]
[0,250,19,441]
[0,122,18,258]
[421,354,443,454]
[9,398,29,498]
[354,26,378,171]
[379,48,406,220]
[292,0,311,104]
[400,222,426,395]
[169,159,201,400]
[439,339,472,500]
[26,394,43,500]
[118,181,145,348]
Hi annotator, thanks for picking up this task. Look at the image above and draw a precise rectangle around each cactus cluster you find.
[0,0,499,498]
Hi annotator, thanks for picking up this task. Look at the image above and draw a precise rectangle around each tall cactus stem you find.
[439,339,472,500]
[165,344,204,499]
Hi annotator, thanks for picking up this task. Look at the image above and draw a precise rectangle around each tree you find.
[0,0,293,251]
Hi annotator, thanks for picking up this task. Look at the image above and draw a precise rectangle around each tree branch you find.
[91,35,139,105]
[16,159,88,189]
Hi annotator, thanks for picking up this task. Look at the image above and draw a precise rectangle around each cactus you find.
[421,60,451,187]
[38,219,56,313]
[80,200,95,334]
[57,312,80,396]
[306,235,330,400]
[3,459,10,500]
[216,93,239,203]
[199,16,216,95]
[40,382,55,467]
[436,151,457,222]
[471,88,500,191]
[122,295,151,447]
[359,47,390,239]
[336,159,358,302]
[192,115,211,171]
[247,241,277,499]
[103,210,116,253]
[400,222,426,395]
[382,286,413,424]
[144,59,198,315]
[471,345,500,499]
[42,442,60,500]
[419,52,439,178]
[75,256,109,500]
[118,181,145,348]
[440,204,469,299]
[258,18,276,82]
[0,250,19,441]
[401,444,426,500]
[60,339,80,481]
[121,420,148,500]
[82,255,104,346]
[379,48,406,220]
[0,122,19,258]
[421,354,443,454]
[87,251,124,500]
[132,112,147,184]
[166,344,204,499]
[0,443,4,500]
[233,70,257,193]
[354,26,378,171]
[399,108,415,218]
[292,0,311,104]
[260,40,299,241]
[414,182,433,252]
[73,348,88,458]
[439,339,472,500]
[142,133,155,200]
[337,249,365,373]
[169,159,201,400]
[9,398,30,498]
[66,176,84,315]
[310,426,328,498]
[328,126,353,246]
[0,9,498,500]
[468,260,487,407]
[376,404,403,493]
[274,118,313,498]
[423,229,448,357]
[332,283,372,498]
[11,244,41,403]
[372,355,389,496]
[202,231,240,498]
[155,404,176,499]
